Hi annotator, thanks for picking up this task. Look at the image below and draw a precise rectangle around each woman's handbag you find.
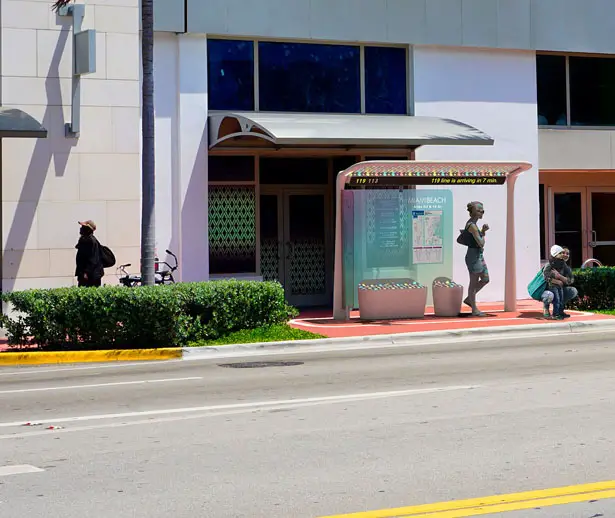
[528,266,548,301]
[456,228,476,247]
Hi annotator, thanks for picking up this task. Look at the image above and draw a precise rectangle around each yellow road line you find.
[320,480,615,518]
[0,348,182,365]
[405,489,615,517]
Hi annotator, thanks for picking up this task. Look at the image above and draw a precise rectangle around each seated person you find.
[541,246,577,319]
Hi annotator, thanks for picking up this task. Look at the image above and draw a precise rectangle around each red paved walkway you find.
[289,300,615,338]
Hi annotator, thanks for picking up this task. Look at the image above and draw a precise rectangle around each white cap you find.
[550,244,564,257]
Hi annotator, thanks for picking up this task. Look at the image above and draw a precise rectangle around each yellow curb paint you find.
[320,480,615,518]
[0,348,182,366]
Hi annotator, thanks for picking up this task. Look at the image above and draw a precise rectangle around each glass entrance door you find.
[588,189,615,266]
[283,191,330,307]
[260,189,331,307]
[550,189,588,268]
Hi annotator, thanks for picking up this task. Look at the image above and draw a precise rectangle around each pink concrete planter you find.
[432,278,464,317]
[358,279,427,320]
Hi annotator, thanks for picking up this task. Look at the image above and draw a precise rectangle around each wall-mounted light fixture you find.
[58,4,96,138]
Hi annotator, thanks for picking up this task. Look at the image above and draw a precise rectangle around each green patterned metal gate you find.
[260,188,332,307]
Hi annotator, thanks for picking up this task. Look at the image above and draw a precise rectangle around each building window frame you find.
[538,51,615,130]
[208,36,411,116]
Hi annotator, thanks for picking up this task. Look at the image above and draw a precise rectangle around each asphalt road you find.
[1,331,615,517]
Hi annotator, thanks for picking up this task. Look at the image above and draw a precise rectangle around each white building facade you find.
[4,0,615,308]
[152,0,615,307]
[1,0,142,292]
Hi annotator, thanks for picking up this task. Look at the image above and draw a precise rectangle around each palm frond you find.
[51,0,73,13]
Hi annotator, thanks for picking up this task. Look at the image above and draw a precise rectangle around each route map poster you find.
[412,210,443,264]
[410,194,447,265]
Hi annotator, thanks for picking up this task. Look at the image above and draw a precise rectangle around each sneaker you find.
[553,315,565,320]
[542,310,551,319]
[560,312,571,319]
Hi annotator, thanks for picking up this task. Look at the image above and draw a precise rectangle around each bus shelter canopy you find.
[333,160,532,320]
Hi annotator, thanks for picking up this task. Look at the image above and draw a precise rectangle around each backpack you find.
[527,266,548,301]
[100,245,116,268]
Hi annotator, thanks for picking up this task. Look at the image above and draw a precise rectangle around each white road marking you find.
[0,385,479,433]
[0,360,184,377]
[0,377,202,395]
[0,465,44,476]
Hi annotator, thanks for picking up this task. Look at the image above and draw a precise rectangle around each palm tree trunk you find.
[140,0,155,285]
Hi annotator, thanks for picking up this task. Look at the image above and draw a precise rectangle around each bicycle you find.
[117,250,179,287]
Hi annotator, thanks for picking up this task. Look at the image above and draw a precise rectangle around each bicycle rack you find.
[581,258,603,269]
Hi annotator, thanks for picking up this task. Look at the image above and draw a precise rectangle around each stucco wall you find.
[539,129,615,170]
[413,46,541,302]
[1,0,142,291]
[156,0,615,56]
[153,32,209,282]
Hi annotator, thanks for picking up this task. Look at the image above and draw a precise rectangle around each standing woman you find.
[461,201,490,316]
[75,220,104,287]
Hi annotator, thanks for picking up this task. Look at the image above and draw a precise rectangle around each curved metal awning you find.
[0,107,47,138]
[208,112,493,150]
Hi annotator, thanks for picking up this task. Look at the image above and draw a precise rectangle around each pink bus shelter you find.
[333,161,533,320]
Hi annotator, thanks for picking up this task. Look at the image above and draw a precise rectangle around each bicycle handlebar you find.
[117,250,178,287]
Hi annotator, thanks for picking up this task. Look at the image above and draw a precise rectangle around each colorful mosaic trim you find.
[351,169,506,178]
[343,162,525,178]
[358,280,425,291]
[433,280,462,288]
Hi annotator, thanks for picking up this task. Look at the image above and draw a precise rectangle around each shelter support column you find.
[333,172,348,321]
[504,173,519,312]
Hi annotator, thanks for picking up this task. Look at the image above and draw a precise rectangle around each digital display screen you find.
[348,176,506,186]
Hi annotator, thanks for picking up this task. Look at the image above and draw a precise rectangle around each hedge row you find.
[0,281,297,350]
[568,267,615,311]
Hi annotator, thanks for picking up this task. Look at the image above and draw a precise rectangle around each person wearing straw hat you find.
[75,220,104,287]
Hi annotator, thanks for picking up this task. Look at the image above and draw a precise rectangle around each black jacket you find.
[75,234,104,278]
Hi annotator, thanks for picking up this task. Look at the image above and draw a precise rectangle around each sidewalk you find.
[2,300,614,359]
[289,300,615,338]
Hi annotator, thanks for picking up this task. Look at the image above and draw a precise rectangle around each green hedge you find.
[0,280,297,350]
[568,267,615,311]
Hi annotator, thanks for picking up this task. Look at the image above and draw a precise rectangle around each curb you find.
[2,319,615,366]
[0,348,182,366]
[183,318,615,356]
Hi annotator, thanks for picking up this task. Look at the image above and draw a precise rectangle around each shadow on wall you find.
[3,24,76,292]
[177,128,208,282]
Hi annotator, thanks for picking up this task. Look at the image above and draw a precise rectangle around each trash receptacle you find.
[432,277,464,317]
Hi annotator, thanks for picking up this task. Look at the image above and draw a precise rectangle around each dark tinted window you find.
[260,158,329,185]
[570,56,615,126]
[536,55,567,126]
[258,42,360,113]
[208,39,254,111]
[209,156,255,182]
[554,192,583,268]
[365,47,407,115]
